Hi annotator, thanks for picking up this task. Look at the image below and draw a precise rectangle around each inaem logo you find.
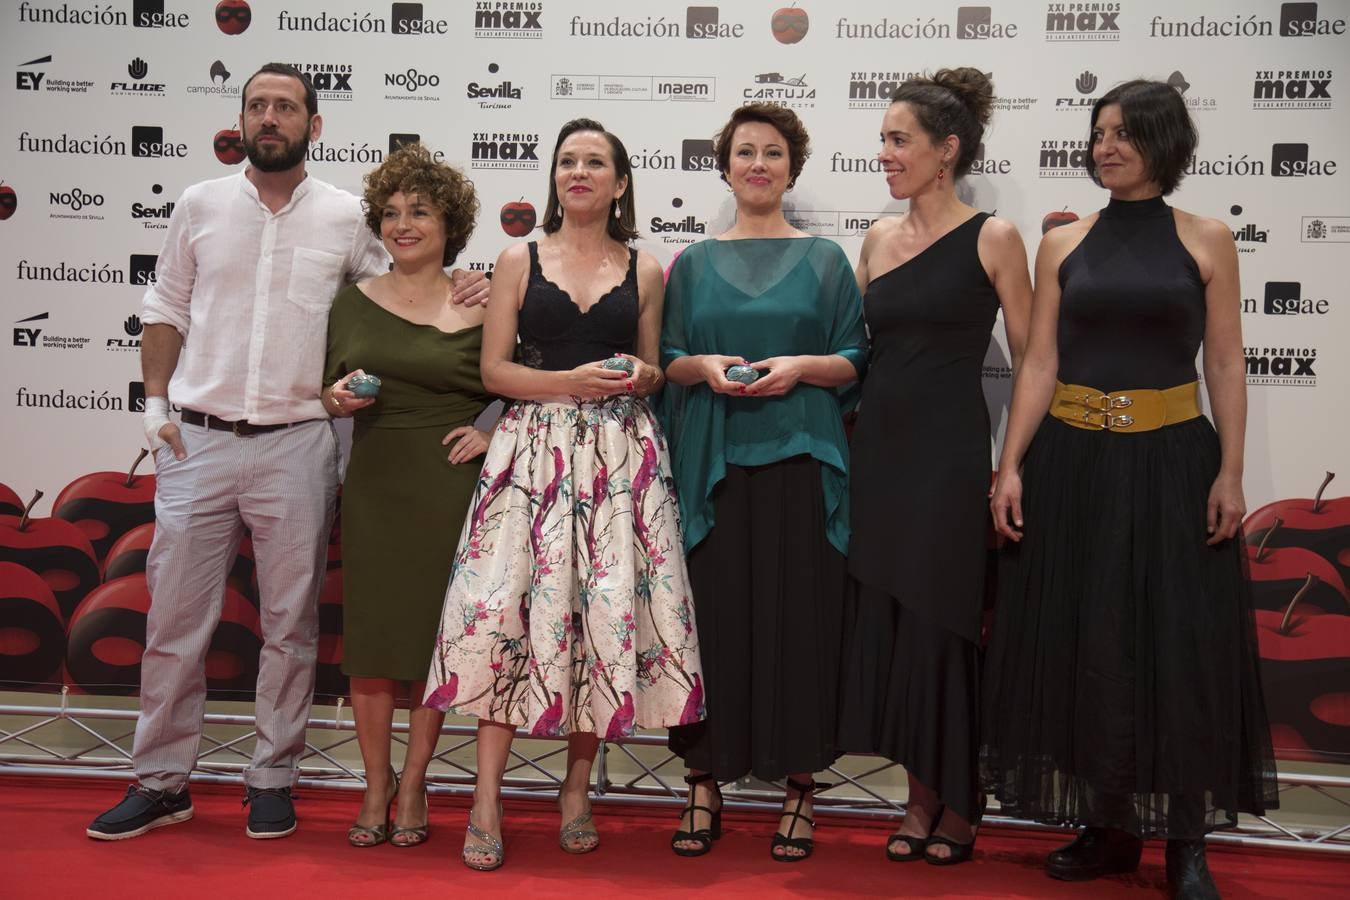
[13,312,47,347]
[16,55,50,92]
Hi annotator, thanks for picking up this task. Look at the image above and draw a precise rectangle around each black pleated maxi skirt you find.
[667,455,847,781]
[980,416,1279,838]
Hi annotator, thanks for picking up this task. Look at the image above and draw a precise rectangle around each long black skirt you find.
[667,455,847,781]
[838,584,982,824]
[980,416,1279,838]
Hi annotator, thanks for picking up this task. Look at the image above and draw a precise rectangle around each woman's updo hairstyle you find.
[889,67,994,177]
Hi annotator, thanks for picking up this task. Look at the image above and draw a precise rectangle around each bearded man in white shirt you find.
[87,63,487,842]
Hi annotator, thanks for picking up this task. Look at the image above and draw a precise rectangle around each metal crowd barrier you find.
[1,689,1346,856]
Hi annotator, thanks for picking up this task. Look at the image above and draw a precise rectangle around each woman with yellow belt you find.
[982,80,1277,899]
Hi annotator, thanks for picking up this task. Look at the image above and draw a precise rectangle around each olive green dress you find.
[324,284,493,681]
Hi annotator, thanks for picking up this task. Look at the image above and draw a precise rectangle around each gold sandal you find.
[347,767,397,848]
[390,790,429,848]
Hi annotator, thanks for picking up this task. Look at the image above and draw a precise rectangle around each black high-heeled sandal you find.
[887,803,944,862]
[771,777,829,863]
[671,772,722,857]
[924,797,987,866]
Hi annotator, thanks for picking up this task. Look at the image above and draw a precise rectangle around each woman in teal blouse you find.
[662,103,867,863]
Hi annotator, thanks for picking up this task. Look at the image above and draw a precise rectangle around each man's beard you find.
[243,125,310,172]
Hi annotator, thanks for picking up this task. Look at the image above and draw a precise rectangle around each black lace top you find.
[517,241,638,371]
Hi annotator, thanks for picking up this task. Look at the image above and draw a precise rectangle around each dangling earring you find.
[613,198,621,219]
[937,160,947,182]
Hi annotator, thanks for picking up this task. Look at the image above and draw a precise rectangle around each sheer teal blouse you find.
[659,237,868,555]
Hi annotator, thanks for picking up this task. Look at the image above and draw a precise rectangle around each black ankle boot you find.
[1166,839,1221,899]
[1046,826,1143,881]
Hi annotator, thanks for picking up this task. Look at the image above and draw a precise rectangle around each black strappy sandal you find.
[671,772,723,857]
[924,797,987,867]
[887,803,944,862]
[771,777,829,863]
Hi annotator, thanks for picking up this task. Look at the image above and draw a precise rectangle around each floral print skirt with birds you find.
[424,396,705,739]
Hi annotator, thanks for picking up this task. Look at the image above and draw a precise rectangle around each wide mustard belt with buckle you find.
[1049,380,1201,433]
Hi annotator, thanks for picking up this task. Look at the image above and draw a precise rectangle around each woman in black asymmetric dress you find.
[982,80,1277,900]
[840,68,1031,866]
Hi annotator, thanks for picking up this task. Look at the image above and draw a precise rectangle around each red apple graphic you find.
[214,128,246,165]
[771,7,809,43]
[1255,575,1350,761]
[1245,519,1348,615]
[500,200,536,237]
[53,449,156,564]
[0,182,16,221]
[104,523,257,606]
[1042,208,1079,233]
[215,0,251,34]
[1246,472,1350,583]
[0,491,100,620]
[0,562,66,687]
[66,574,261,696]
[0,483,22,517]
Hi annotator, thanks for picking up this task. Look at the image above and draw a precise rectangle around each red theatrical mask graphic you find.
[1246,472,1350,583]
[1255,576,1350,761]
[53,449,156,564]
[215,0,252,35]
[0,484,23,517]
[66,574,261,697]
[0,182,16,220]
[771,7,809,43]
[0,562,65,688]
[500,200,536,237]
[214,128,246,165]
[1042,208,1079,233]
[0,491,100,621]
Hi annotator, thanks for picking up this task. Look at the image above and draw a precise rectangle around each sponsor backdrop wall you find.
[1,1,1347,762]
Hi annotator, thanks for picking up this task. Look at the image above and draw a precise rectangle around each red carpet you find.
[2,777,1344,898]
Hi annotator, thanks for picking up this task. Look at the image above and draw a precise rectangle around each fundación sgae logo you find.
[1148,2,1345,37]
[274,3,449,35]
[1243,282,1331,316]
[15,1,190,28]
[567,5,745,38]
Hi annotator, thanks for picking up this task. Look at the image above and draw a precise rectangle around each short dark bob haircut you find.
[241,63,318,118]
[541,118,639,243]
[362,143,479,267]
[1084,79,1197,196]
[712,103,811,189]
